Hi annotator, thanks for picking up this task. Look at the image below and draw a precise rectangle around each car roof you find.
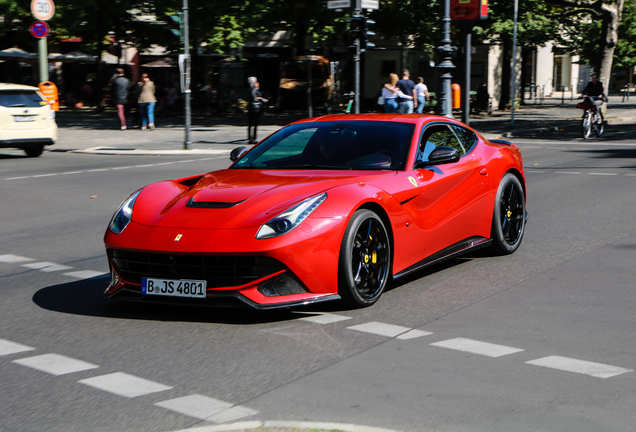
[293,113,464,127]
[0,83,40,91]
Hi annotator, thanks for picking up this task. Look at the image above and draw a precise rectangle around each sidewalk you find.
[51,96,636,156]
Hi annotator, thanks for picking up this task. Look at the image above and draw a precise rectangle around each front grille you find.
[109,249,286,289]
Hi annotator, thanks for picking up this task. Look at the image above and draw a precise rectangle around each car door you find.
[403,122,490,257]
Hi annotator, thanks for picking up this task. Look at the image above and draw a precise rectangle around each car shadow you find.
[32,277,316,325]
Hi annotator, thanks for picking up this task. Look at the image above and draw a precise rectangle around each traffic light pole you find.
[353,2,361,114]
[182,0,192,149]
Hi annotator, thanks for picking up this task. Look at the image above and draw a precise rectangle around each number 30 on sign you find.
[31,0,55,21]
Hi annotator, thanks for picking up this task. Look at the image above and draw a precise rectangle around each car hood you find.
[132,169,395,229]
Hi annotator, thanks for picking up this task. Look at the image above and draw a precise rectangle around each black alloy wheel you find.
[339,209,391,307]
[491,173,526,255]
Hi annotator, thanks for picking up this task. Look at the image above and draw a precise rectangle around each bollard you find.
[451,83,461,110]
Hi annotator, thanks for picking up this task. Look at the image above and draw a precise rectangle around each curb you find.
[169,420,403,432]
[50,148,232,156]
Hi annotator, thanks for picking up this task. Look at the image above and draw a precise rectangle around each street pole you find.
[511,0,518,127]
[182,0,192,150]
[354,0,361,114]
[38,37,48,82]
[437,0,455,118]
[462,28,471,125]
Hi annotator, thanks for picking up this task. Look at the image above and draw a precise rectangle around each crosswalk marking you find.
[79,372,173,398]
[63,270,108,279]
[0,339,35,356]
[297,313,352,324]
[396,329,433,340]
[155,395,258,422]
[347,322,412,338]
[21,262,73,272]
[13,353,99,376]
[526,355,633,379]
[0,254,34,263]
[430,338,524,358]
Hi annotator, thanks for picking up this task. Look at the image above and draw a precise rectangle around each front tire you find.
[490,173,526,255]
[339,210,391,307]
[581,111,592,139]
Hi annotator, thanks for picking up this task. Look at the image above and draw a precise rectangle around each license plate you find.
[14,116,36,122]
[141,277,206,298]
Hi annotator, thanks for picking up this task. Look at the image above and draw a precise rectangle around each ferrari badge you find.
[408,177,417,188]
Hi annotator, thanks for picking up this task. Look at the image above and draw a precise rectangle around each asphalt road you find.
[0,131,635,432]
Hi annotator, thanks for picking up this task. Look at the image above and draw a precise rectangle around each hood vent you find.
[186,198,246,209]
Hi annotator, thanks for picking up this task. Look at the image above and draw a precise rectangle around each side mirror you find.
[414,146,461,169]
[230,146,248,162]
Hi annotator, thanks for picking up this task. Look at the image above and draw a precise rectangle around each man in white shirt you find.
[415,77,430,114]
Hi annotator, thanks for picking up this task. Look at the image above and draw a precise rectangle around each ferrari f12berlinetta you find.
[104,114,527,309]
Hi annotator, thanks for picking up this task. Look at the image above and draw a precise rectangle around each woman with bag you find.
[137,73,157,130]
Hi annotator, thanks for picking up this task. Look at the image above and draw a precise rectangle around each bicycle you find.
[577,96,604,139]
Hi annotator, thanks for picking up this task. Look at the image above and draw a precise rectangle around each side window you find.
[450,124,478,154]
[417,124,465,163]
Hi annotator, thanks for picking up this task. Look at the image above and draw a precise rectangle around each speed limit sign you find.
[31,0,55,21]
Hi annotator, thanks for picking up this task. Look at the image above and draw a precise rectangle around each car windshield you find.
[233,120,415,170]
[0,90,46,108]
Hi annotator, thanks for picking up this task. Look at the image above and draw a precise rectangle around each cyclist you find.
[580,73,606,121]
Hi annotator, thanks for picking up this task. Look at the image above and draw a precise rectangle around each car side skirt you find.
[394,236,492,280]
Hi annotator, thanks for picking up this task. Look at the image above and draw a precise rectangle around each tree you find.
[548,0,627,90]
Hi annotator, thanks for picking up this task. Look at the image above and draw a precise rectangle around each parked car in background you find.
[0,83,57,157]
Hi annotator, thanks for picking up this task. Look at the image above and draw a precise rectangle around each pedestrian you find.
[137,73,157,130]
[415,77,429,113]
[111,68,131,130]
[396,69,417,113]
[245,76,268,144]
[382,73,400,113]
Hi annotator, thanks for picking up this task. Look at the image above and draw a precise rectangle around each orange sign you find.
[38,81,59,111]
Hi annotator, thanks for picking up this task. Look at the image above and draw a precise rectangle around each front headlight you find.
[256,193,327,239]
[108,189,142,234]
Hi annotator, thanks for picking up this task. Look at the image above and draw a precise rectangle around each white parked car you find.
[0,83,57,157]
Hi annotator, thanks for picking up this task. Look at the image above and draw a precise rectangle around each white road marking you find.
[79,372,172,398]
[0,254,34,263]
[63,270,108,279]
[298,313,353,324]
[61,171,83,175]
[626,173,636,177]
[156,395,257,422]
[589,172,617,176]
[87,168,108,172]
[206,405,259,423]
[430,337,524,358]
[31,173,57,178]
[396,329,433,340]
[526,355,633,379]
[0,339,35,356]
[554,171,581,174]
[21,262,73,272]
[12,353,98,376]
[347,322,412,338]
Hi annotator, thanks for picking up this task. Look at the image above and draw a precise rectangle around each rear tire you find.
[24,145,44,157]
[490,173,526,255]
[593,111,604,137]
[339,210,391,308]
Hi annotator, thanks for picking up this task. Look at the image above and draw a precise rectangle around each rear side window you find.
[0,91,46,108]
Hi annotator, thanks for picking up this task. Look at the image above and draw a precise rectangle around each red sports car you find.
[104,114,526,309]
